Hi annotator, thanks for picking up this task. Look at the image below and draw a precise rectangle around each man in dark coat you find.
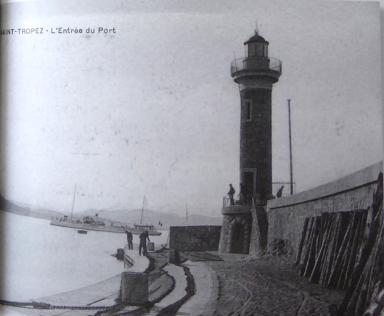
[139,231,150,256]
[228,184,235,205]
[276,185,284,198]
[125,229,133,250]
[239,183,247,204]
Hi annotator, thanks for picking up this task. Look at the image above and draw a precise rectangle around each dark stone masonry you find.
[169,226,221,251]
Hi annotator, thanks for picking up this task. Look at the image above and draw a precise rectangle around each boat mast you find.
[70,184,77,220]
[140,196,145,225]
[185,204,189,223]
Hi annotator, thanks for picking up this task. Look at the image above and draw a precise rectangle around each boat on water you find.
[50,184,127,233]
[50,216,127,233]
[50,189,161,235]
[126,196,162,236]
[126,224,161,236]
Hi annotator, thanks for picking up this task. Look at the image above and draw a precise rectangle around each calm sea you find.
[0,211,168,301]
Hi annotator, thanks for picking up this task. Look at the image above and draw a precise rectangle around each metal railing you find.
[223,196,232,208]
[223,196,252,208]
[272,181,296,198]
[230,56,282,76]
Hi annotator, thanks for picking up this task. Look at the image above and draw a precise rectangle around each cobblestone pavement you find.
[207,255,344,316]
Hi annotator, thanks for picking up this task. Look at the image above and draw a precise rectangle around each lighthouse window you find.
[244,99,252,121]
[256,44,264,56]
[248,44,256,57]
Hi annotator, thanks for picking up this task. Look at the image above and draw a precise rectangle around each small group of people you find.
[125,229,150,256]
[227,183,285,204]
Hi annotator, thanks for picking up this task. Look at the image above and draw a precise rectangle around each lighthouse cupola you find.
[244,31,269,57]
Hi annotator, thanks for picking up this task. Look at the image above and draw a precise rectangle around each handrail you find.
[222,195,252,208]
[230,56,282,76]
[223,196,231,208]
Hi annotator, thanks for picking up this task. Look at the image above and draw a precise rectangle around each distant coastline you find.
[0,195,222,227]
[0,195,64,220]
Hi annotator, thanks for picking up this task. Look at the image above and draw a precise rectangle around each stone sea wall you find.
[267,161,383,257]
[169,226,221,251]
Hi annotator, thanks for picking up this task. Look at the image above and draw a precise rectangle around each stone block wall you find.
[219,213,252,254]
[249,205,268,255]
[267,162,382,258]
[169,226,221,251]
[240,88,272,202]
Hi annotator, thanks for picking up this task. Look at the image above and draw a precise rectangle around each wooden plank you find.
[318,214,335,284]
[304,216,321,278]
[309,214,333,283]
[337,212,359,289]
[343,262,367,316]
[327,213,353,288]
[295,217,309,265]
[320,213,341,286]
[353,257,374,316]
[339,210,382,315]
[299,217,315,275]
[343,211,366,289]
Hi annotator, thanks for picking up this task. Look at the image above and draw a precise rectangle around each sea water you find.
[0,211,169,301]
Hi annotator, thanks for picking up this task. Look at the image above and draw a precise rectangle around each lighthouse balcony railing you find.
[222,196,231,208]
[222,196,252,208]
[230,56,282,76]
[222,196,252,214]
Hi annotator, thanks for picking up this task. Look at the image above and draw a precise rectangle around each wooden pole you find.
[288,99,294,195]
[140,196,145,225]
[185,204,189,223]
[70,184,77,220]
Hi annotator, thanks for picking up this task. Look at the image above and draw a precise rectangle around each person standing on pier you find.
[125,229,133,250]
[139,230,150,256]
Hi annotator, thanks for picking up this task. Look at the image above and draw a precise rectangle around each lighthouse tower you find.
[219,30,281,254]
[232,30,281,205]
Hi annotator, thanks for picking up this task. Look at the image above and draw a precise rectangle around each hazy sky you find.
[1,0,382,216]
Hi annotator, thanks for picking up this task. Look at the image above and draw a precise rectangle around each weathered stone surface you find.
[168,249,181,264]
[120,272,148,305]
[240,88,272,203]
[219,213,252,254]
[169,226,221,251]
[267,162,383,259]
[208,256,344,316]
[249,205,268,255]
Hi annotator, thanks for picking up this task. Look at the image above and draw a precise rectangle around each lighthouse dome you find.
[244,31,269,58]
[244,32,269,45]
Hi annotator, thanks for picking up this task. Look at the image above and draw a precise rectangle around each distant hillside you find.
[79,208,222,227]
[0,194,222,226]
[0,195,65,220]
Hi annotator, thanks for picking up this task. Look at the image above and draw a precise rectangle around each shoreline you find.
[0,249,151,315]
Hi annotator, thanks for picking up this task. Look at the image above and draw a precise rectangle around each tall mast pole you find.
[185,204,189,223]
[70,184,77,220]
[140,196,145,225]
[288,99,294,195]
